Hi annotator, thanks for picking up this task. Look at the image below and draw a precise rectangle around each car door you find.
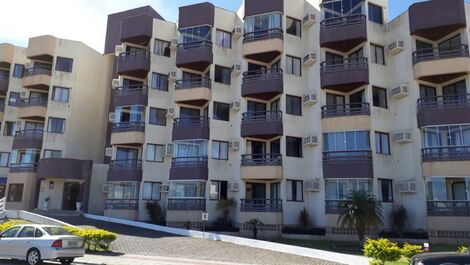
[10,226,35,259]
[0,226,22,258]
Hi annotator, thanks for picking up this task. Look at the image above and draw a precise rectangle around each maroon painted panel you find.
[320,68,369,92]
[323,161,373,179]
[107,169,142,182]
[12,138,43,150]
[417,107,470,128]
[245,0,284,17]
[114,93,148,107]
[0,78,8,95]
[241,78,283,100]
[120,15,154,45]
[37,158,93,180]
[241,121,283,139]
[169,167,208,180]
[320,21,367,52]
[178,2,215,29]
[117,52,150,79]
[172,124,210,141]
[175,48,213,72]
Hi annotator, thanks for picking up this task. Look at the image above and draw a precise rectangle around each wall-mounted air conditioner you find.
[165,143,173,156]
[391,84,408,99]
[303,135,319,147]
[303,52,317,66]
[398,180,417,193]
[388,40,405,55]
[233,26,242,40]
[105,147,113,157]
[114,44,125,57]
[232,63,241,76]
[394,132,412,144]
[305,179,320,191]
[160,184,170,193]
[231,100,241,112]
[170,39,178,50]
[228,182,239,192]
[229,141,240,151]
[166,107,175,118]
[303,92,317,106]
[303,13,316,28]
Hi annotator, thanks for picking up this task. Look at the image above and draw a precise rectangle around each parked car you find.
[0,224,85,265]
[411,252,470,265]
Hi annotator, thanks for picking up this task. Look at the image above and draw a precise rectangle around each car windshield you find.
[43,227,73,236]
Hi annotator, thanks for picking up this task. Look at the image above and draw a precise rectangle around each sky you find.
[0,0,423,53]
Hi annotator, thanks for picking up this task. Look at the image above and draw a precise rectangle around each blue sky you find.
[0,0,423,53]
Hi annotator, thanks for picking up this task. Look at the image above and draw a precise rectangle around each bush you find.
[363,238,402,265]
[282,226,326,236]
[390,205,407,238]
[64,226,117,251]
[378,230,428,239]
[457,246,469,254]
[299,208,310,228]
[212,217,234,230]
[146,201,166,225]
[0,220,30,232]
[401,243,423,261]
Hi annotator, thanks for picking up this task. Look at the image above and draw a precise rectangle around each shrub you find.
[146,201,166,225]
[0,220,30,232]
[401,243,423,261]
[64,226,117,251]
[390,205,407,238]
[457,246,469,254]
[363,238,402,265]
[299,208,310,228]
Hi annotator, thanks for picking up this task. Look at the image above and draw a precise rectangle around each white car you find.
[0,224,85,265]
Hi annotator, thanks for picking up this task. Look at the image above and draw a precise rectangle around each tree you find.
[391,205,407,238]
[401,243,423,262]
[363,238,402,265]
[246,218,263,239]
[337,191,384,243]
[146,201,166,225]
[299,207,310,229]
[216,199,236,224]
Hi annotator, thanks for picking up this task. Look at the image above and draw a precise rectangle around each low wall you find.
[4,210,71,226]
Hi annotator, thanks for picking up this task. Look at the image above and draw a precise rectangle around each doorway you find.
[246,183,266,200]
[62,182,82,210]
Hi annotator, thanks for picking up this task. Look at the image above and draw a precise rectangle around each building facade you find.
[1,0,470,244]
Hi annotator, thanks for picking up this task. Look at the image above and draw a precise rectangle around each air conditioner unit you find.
[303,52,317,66]
[111,78,121,88]
[169,70,177,81]
[303,135,319,147]
[231,100,241,112]
[160,184,170,193]
[303,92,317,106]
[232,63,241,76]
[101,184,111,193]
[229,141,240,151]
[233,26,242,39]
[170,39,178,50]
[391,84,409,99]
[164,143,173,156]
[305,179,320,191]
[398,180,417,193]
[388,40,405,55]
[394,132,412,144]
[303,12,316,28]
[166,107,175,118]
[105,147,113,157]
[114,44,125,57]
[228,182,239,192]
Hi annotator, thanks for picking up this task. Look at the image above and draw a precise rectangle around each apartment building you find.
[0,36,112,213]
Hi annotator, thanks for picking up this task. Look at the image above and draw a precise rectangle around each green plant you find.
[363,238,402,265]
[337,191,384,244]
[0,220,30,232]
[246,218,263,239]
[64,227,117,251]
[391,205,407,238]
[146,201,166,225]
[401,243,423,261]
[216,198,236,228]
[299,208,310,229]
[457,246,469,254]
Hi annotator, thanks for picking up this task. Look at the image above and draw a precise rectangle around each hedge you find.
[0,220,31,232]
[64,226,117,251]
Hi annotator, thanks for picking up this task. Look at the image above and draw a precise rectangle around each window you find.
[173,140,208,158]
[286,17,301,37]
[1,227,21,238]
[287,180,303,201]
[12,64,24,78]
[142,182,161,201]
[47,118,65,134]
[7,183,23,202]
[149,108,167,126]
[325,179,373,200]
[52,86,70,103]
[423,125,470,148]
[286,95,302,116]
[213,102,230,121]
[378,179,393,202]
[151,73,169,91]
[324,0,365,18]
[375,132,390,155]
[209,180,228,200]
[3,122,16,136]
[0,152,10,167]
[8,92,19,106]
[18,227,35,238]
[216,30,231,49]
[35,229,43,238]
[372,86,387,108]
[286,56,301,76]
[179,25,212,43]
[370,44,385,65]
[214,65,231,85]
[324,131,371,151]
[368,3,383,24]
[108,182,139,199]
[146,144,164,162]
[154,39,171,57]
[244,12,282,34]
[169,181,205,198]
[212,140,228,160]
[286,136,303,157]
[55,57,73,72]
[43,150,62,159]
[115,106,146,124]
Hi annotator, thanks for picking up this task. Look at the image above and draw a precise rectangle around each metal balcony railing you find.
[14,129,44,140]
[321,103,370,118]
[242,68,283,82]
[427,201,470,216]
[320,57,368,74]
[323,150,373,163]
[241,153,282,167]
[325,200,347,214]
[320,14,366,29]
[422,146,470,162]
[241,110,282,123]
[173,116,209,128]
[18,97,48,108]
[23,65,52,77]
[105,199,139,210]
[115,85,148,96]
[171,156,208,168]
[0,101,4,112]
[118,49,150,62]
[108,159,142,171]
[412,44,469,64]
[243,28,284,43]
[0,71,9,79]
[175,78,211,90]
[177,40,212,52]
[9,163,38,173]
[417,94,470,111]
[240,199,282,212]
[112,121,145,132]
[167,198,206,211]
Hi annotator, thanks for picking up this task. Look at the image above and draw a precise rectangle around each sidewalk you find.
[77,254,252,265]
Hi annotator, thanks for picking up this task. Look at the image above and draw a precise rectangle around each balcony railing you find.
[14,129,44,140]
[427,201,470,216]
[115,85,148,96]
[173,116,209,127]
[243,28,284,43]
[320,14,366,30]
[18,97,48,108]
[109,159,142,171]
[23,65,52,77]
[0,71,9,79]
[240,199,282,212]
[417,94,470,111]
[422,146,470,162]
[325,200,347,214]
[167,198,206,211]
[118,49,150,62]
[413,45,469,65]
[9,163,38,173]
[112,121,145,132]
[321,103,370,118]
[177,40,212,52]
[0,101,4,112]
[171,156,208,168]
[242,110,282,122]
[242,68,283,82]
[105,199,139,210]
[241,154,282,167]
[175,78,211,90]
[323,150,373,163]
[320,57,368,74]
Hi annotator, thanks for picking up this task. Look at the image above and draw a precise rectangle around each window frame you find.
[3,121,16,137]
[0,152,10,167]
[215,29,232,49]
[375,131,391,155]
[378,178,393,203]
[213,102,230,122]
[8,92,20,106]
[372,86,388,109]
[211,140,229,160]
[286,95,302,116]
[368,3,383,24]
[214,65,231,85]
[47,117,66,134]
[43,149,62,159]
[12,64,24,78]
[370,44,385,65]
[286,17,302,37]
[286,179,303,202]
[7,183,23,202]
[142,181,162,201]
[151,72,169,91]
[148,107,167,126]
[209,180,228,200]
[286,136,303,158]
[51,86,70,103]
[55,57,73,73]
[286,55,302,76]
[146,144,165,163]
[154,39,171,57]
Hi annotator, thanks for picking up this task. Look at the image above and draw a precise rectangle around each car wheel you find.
[59,258,75,265]
[26,248,42,265]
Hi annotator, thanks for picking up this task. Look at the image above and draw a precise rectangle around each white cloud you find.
[0,0,177,53]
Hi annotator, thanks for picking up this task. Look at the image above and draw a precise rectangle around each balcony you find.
[323,150,373,179]
[0,101,4,120]
[12,129,44,150]
[417,94,470,127]
[427,201,470,216]
[120,15,153,46]
[422,146,470,162]
[321,103,371,132]
[22,66,52,90]
[320,14,367,52]
[172,116,209,141]
[107,159,142,182]
[244,0,283,17]
[114,85,148,107]
[17,98,48,120]
[37,158,93,180]
[320,58,369,92]
[167,198,206,211]
[169,156,208,181]
[240,199,282,212]
[9,163,38,173]
[176,41,213,72]
[174,78,211,106]
[117,50,150,79]
[0,71,9,95]
[241,111,283,139]
[243,29,284,63]
[409,0,466,41]
[105,199,139,210]
[241,69,283,100]
[241,154,283,180]
[412,45,470,83]
[110,122,145,146]
[26,35,56,62]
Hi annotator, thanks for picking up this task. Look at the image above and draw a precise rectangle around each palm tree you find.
[337,191,384,244]
[246,218,263,239]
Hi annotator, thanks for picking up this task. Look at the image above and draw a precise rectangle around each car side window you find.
[34,228,43,238]
[18,226,35,238]
[1,227,21,238]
